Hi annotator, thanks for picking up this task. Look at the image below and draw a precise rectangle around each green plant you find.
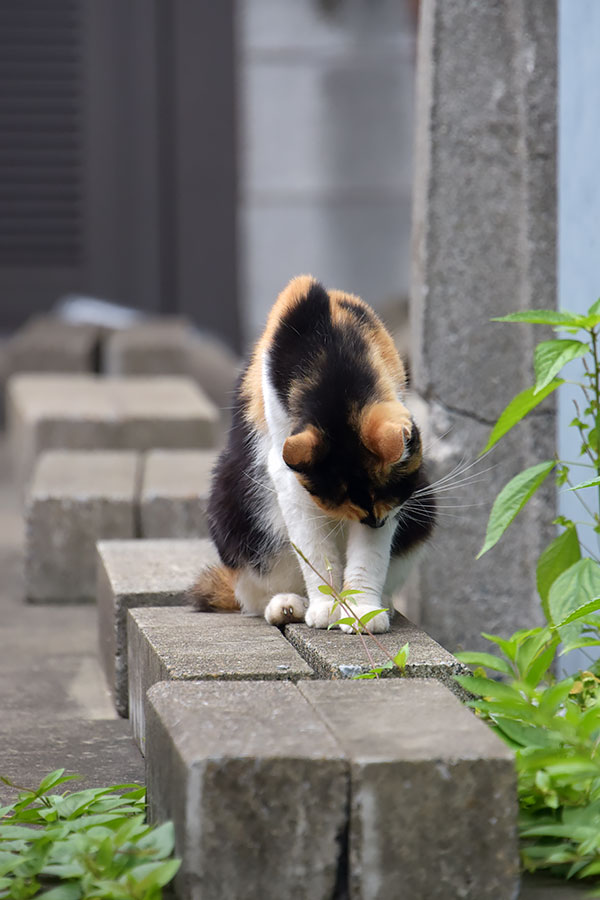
[291,543,410,678]
[0,769,180,900]
[456,298,600,889]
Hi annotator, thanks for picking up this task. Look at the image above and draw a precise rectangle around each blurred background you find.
[0,0,419,355]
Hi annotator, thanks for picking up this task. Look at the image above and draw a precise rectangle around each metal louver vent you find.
[0,0,83,266]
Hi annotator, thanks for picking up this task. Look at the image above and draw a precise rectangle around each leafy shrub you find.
[0,769,180,900]
[456,299,600,890]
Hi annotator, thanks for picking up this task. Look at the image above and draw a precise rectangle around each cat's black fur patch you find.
[391,468,436,557]
[207,376,283,572]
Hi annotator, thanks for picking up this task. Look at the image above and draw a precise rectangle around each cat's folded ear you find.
[360,401,412,465]
[282,425,321,470]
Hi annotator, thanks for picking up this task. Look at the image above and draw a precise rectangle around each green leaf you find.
[454,651,513,676]
[327,617,356,630]
[566,476,600,491]
[536,525,581,620]
[547,559,600,635]
[492,309,584,326]
[317,584,334,595]
[477,461,555,558]
[37,885,82,900]
[483,380,563,453]
[453,675,527,702]
[338,589,363,598]
[358,608,388,626]
[492,717,559,749]
[554,596,600,628]
[588,297,600,317]
[533,339,588,393]
[393,642,410,668]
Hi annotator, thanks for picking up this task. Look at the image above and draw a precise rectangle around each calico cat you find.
[190,275,435,633]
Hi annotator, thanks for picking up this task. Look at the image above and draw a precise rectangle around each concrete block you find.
[299,679,519,900]
[146,681,347,900]
[96,538,219,716]
[285,614,470,697]
[184,331,240,412]
[140,449,217,538]
[6,316,100,375]
[127,606,314,752]
[103,319,191,376]
[25,451,138,603]
[7,374,219,487]
[409,0,557,647]
[108,377,218,451]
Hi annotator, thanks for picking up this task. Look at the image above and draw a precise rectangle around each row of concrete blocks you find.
[96,537,520,899]
[8,374,220,489]
[1,315,239,412]
[26,449,217,603]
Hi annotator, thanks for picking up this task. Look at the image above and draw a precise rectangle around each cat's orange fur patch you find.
[283,424,321,468]
[361,401,412,465]
[188,565,239,612]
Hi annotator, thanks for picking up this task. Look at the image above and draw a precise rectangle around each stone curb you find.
[285,615,470,698]
[25,451,140,603]
[127,606,314,752]
[140,449,218,538]
[145,679,519,900]
[96,538,218,716]
[7,374,219,488]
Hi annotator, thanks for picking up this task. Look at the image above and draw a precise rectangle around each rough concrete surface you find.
[7,374,219,488]
[5,316,100,376]
[285,613,470,696]
[25,451,139,603]
[127,607,314,751]
[409,0,557,651]
[103,319,192,377]
[96,538,219,716]
[146,681,348,900]
[0,437,143,799]
[299,679,519,900]
[140,449,218,538]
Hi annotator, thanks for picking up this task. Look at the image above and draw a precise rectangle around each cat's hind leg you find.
[265,593,307,625]
[235,549,307,625]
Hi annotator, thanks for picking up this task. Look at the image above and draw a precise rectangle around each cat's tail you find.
[188,565,240,612]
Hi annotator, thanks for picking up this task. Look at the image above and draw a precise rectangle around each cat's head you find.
[282,400,423,528]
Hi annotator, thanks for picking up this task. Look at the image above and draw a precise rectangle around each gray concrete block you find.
[140,449,217,538]
[184,331,240,412]
[285,614,470,697]
[25,451,139,603]
[409,0,557,647]
[299,679,519,900]
[103,319,191,376]
[127,606,314,752]
[7,374,219,487]
[108,377,219,451]
[96,538,219,716]
[6,316,100,375]
[146,681,347,900]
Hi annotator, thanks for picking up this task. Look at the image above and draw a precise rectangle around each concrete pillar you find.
[410,0,557,651]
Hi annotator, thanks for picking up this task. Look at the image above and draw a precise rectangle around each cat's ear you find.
[282,426,321,469]
[360,401,412,465]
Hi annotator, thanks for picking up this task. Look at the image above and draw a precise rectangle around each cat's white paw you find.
[305,599,339,629]
[339,604,390,634]
[264,593,307,626]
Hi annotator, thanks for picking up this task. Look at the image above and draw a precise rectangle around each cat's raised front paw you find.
[305,599,339,629]
[265,593,307,626]
[339,604,390,634]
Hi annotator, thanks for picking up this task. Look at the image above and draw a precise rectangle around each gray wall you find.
[238,0,417,343]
